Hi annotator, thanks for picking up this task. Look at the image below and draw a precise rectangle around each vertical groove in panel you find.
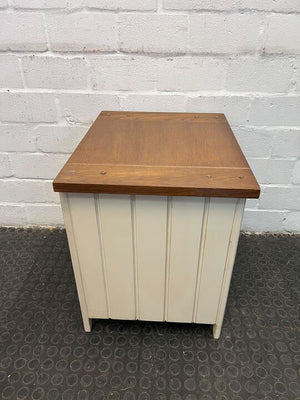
[167,197,205,323]
[163,196,173,321]
[135,196,167,321]
[99,195,135,319]
[94,194,110,318]
[66,194,89,316]
[131,195,139,320]
[67,193,108,319]
[196,198,238,324]
[192,198,210,323]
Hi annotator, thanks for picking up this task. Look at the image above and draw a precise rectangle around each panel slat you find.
[68,193,108,318]
[213,199,245,338]
[195,198,237,324]
[135,196,168,321]
[98,194,135,320]
[167,197,205,322]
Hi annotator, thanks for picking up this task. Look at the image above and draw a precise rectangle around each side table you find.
[53,111,260,339]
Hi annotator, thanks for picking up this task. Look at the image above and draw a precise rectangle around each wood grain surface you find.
[53,111,260,198]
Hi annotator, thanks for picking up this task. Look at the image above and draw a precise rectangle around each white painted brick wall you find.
[121,94,185,112]
[0,93,57,122]
[22,56,88,89]
[272,129,300,158]
[265,15,300,54]
[0,55,23,87]
[0,12,47,51]
[35,126,86,153]
[59,93,119,124]
[87,0,157,11]
[292,161,300,184]
[10,153,69,179]
[11,0,85,8]
[0,154,12,177]
[226,57,294,93]
[0,1,299,232]
[163,0,240,11]
[120,14,188,53]
[187,96,251,126]
[189,14,263,54]
[249,97,300,126]
[0,124,36,151]
[157,57,226,91]
[46,13,118,52]
[90,55,157,91]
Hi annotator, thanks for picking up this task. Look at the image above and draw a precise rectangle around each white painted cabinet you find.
[60,193,245,338]
[54,111,259,338]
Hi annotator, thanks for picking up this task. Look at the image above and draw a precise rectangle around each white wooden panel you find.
[167,197,205,322]
[67,193,108,319]
[60,193,91,331]
[135,195,168,321]
[213,199,245,338]
[98,194,135,320]
[195,198,237,324]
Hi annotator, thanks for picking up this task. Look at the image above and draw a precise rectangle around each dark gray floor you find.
[0,228,299,400]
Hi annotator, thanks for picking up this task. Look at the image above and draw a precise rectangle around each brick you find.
[265,15,300,54]
[25,204,63,225]
[0,12,47,51]
[166,0,300,12]
[234,127,272,158]
[245,198,260,209]
[226,57,294,93]
[120,14,188,54]
[0,55,23,88]
[36,125,86,153]
[0,204,26,225]
[242,210,285,232]
[163,0,239,10]
[11,0,84,7]
[0,180,51,203]
[87,0,157,10]
[59,93,119,124]
[46,13,117,52]
[272,129,300,157]
[295,57,300,91]
[283,212,300,232]
[0,124,36,151]
[0,154,12,177]
[187,95,250,126]
[90,55,157,91]
[292,161,300,184]
[44,181,60,203]
[247,158,294,184]
[239,0,300,12]
[22,56,88,89]
[121,94,185,112]
[249,97,300,126]
[11,153,69,179]
[0,93,57,123]
[189,14,263,54]
[157,57,226,91]
[259,186,300,210]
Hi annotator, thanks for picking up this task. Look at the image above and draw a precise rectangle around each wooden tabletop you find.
[53,111,260,198]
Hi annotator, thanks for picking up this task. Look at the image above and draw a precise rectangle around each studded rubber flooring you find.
[0,228,299,400]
